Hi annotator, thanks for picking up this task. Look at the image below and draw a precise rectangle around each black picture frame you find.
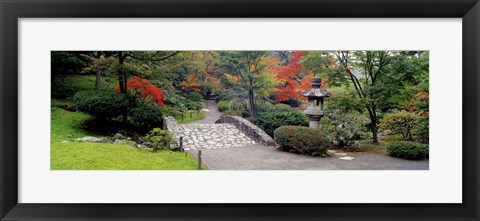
[1,0,479,220]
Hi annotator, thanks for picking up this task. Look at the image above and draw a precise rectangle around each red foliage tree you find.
[115,76,166,107]
[271,51,306,102]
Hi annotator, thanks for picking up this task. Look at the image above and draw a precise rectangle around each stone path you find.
[173,100,255,150]
[174,124,255,150]
[186,100,221,124]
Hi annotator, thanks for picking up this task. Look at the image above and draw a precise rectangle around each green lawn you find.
[67,74,117,91]
[53,75,118,99]
[51,142,198,170]
[175,111,206,124]
[51,107,91,143]
[51,104,199,170]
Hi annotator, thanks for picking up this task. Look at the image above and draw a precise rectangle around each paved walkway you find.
[190,145,429,170]
[175,124,256,150]
[186,100,221,124]
[174,100,257,150]
[173,100,429,170]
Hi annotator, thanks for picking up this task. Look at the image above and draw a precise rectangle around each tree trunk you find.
[118,52,128,123]
[371,119,378,143]
[94,70,101,90]
[248,89,256,123]
[366,107,378,143]
[247,76,257,122]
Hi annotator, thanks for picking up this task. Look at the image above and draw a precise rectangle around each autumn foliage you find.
[181,74,202,92]
[115,76,166,107]
[406,91,429,114]
[271,51,321,102]
[270,51,304,102]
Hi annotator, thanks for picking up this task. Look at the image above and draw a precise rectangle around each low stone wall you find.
[164,116,178,132]
[215,116,275,146]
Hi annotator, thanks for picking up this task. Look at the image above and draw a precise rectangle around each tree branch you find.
[129,51,180,62]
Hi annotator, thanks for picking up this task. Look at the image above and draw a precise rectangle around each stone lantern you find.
[302,77,330,129]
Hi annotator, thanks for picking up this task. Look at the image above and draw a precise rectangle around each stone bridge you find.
[164,101,274,151]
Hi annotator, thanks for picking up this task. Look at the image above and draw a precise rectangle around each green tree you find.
[332,51,429,143]
[81,51,117,90]
[218,51,268,122]
[331,51,394,143]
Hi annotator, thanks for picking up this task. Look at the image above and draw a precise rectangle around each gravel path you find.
[180,101,429,170]
[186,100,221,124]
[190,144,429,170]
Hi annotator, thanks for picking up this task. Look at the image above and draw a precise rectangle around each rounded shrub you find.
[129,104,163,134]
[386,141,429,160]
[257,103,294,113]
[274,126,330,156]
[73,90,129,120]
[256,104,308,137]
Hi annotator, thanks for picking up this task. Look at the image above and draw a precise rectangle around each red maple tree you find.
[271,51,305,102]
[115,76,166,107]
[272,52,333,102]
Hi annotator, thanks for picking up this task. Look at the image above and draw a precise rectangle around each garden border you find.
[1,0,479,221]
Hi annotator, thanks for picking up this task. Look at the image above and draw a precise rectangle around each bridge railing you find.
[215,115,275,146]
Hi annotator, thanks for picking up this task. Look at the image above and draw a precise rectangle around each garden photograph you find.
[51,50,429,170]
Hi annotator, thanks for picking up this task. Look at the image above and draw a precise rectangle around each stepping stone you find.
[334,153,348,157]
[339,156,355,160]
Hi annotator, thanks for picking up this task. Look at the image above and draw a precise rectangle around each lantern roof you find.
[302,77,331,98]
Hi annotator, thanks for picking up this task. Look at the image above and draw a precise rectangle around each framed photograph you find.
[1,0,479,220]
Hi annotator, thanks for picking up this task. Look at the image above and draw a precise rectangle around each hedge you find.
[274,126,330,156]
[129,104,163,134]
[73,90,128,120]
[386,141,429,160]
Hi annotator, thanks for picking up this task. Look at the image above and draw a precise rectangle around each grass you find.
[51,142,198,170]
[355,140,389,155]
[51,106,92,143]
[347,135,409,155]
[67,75,117,91]
[52,75,118,99]
[51,98,71,107]
[175,111,206,124]
[51,103,199,170]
